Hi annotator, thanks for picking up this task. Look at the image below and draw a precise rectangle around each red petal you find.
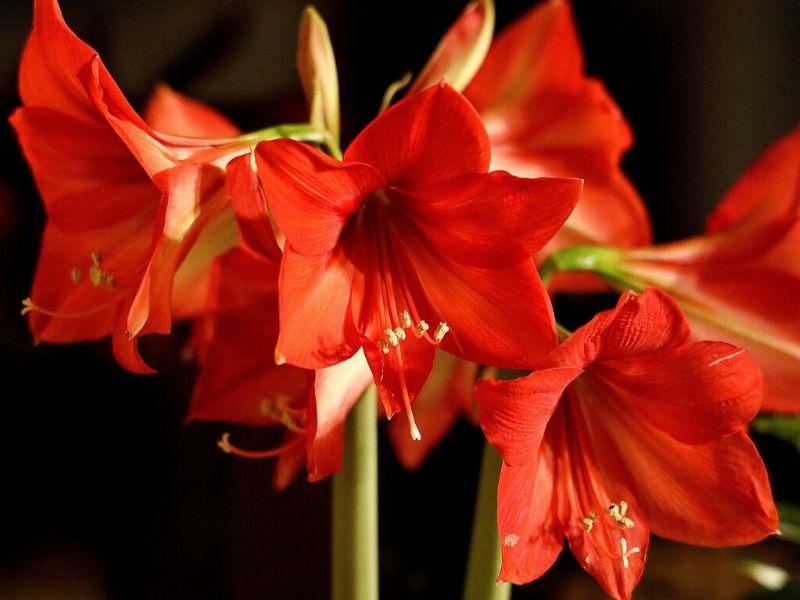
[307,351,373,482]
[496,459,563,585]
[602,341,763,444]
[20,0,98,120]
[227,153,282,261]
[465,0,583,113]
[408,0,495,94]
[127,164,228,338]
[255,139,384,256]
[276,245,360,369]
[143,84,240,138]
[476,367,579,466]
[344,83,490,186]
[583,394,778,546]
[706,126,800,238]
[399,172,581,268]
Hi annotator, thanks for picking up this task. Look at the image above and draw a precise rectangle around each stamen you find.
[582,511,598,532]
[433,321,449,342]
[71,268,81,284]
[399,310,413,329]
[393,327,406,341]
[217,432,300,459]
[620,537,640,569]
[415,320,429,336]
[379,340,390,355]
[384,328,399,347]
[20,297,115,319]
[393,345,422,441]
[88,251,116,289]
[584,555,592,565]
[503,534,519,548]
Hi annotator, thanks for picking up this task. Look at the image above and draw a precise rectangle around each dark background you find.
[0,1,799,598]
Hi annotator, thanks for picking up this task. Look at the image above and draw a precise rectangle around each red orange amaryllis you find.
[253,83,581,437]
[10,0,262,372]
[189,157,372,487]
[583,127,800,413]
[411,0,650,289]
[476,289,777,599]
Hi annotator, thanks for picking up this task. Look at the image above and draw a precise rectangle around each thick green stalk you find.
[463,441,512,600]
[332,386,379,600]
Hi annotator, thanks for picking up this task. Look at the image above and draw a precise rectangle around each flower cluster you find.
[11,0,792,598]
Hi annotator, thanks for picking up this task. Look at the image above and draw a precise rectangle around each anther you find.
[620,537,640,569]
[71,268,81,284]
[608,500,635,529]
[415,320,429,336]
[379,341,390,354]
[582,510,599,531]
[394,327,406,341]
[503,534,519,548]
[384,328,399,347]
[400,310,413,329]
[433,322,449,342]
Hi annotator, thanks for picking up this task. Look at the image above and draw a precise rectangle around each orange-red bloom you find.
[413,0,650,289]
[610,127,800,413]
[11,0,244,372]
[253,83,580,437]
[476,289,777,599]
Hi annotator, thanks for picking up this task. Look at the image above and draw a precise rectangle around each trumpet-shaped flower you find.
[476,289,777,599]
[254,83,581,437]
[11,0,255,372]
[587,127,800,412]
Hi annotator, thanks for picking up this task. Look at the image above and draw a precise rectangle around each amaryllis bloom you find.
[412,0,651,288]
[576,127,800,413]
[10,0,260,372]
[254,83,581,437]
[476,289,778,599]
[190,157,372,487]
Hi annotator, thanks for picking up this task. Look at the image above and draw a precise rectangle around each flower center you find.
[581,498,640,571]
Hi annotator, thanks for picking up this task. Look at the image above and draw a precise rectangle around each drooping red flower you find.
[254,83,581,437]
[412,0,650,291]
[11,0,246,372]
[475,289,778,599]
[609,127,800,413]
[189,156,372,487]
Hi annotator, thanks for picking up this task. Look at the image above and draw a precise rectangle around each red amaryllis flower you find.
[475,289,778,599]
[11,0,247,372]
[411,0,650,290]
[190,157,372,487]
[254,83,581,437]
[607,127,800,413]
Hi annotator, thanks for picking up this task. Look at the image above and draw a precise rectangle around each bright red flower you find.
[189,157,372,487]
[412,0,651,291]
[254,83,581,437]
[475,289,778,599]
[11,0,245,372]
[610,127,800,413]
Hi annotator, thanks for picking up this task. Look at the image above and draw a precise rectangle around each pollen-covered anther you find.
[394,327,406,341]
[384,328,399,347]
[582,510,598,531]
[70,268,81,284]
[88,251,116,289]
[433,321,449,342]
[379,340,390,355]
[608,500,635,529]
[620,537,640,569]
[400,310,413,329]
[415,320,429,336]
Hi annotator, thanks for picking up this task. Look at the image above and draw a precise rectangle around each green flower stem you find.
[463,441,511,600]
[332,385,378,600]
[539,246,638,292]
